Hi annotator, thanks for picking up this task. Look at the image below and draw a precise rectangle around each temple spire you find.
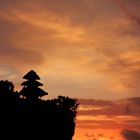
[23,70,40,80]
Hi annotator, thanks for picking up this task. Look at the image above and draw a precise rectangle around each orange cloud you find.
[0,0,140,99]
[77,98,140,130]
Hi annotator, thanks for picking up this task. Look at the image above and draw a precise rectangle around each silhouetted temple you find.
[19,70,48,99]
[0,70,79,140]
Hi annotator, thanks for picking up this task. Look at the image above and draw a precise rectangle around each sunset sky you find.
[0,0,140,140]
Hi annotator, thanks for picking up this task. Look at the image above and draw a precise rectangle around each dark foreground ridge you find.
[0,70,79,140]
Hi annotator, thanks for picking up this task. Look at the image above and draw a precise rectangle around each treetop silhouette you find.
[0,80,14,97]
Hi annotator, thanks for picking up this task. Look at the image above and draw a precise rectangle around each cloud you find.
[85,133,97,140]
[78,97,140,116]
[0,64,19,80]
[114,0,140,26]
[79,99,113,106]
[0,45,44,67]
[127,97,140,106]
[0,0,140,99]
[121,129,140,140]
[76,98,140,129]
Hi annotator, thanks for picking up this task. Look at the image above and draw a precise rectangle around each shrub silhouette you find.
[0,70,79,140]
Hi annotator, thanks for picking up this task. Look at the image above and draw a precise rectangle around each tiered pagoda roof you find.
[19,70,48,99]
[23,70,40,80]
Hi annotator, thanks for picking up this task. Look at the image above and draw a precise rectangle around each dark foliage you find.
[0,71,79,140]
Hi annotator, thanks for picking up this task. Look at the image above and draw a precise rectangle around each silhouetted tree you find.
[0,80,14,94]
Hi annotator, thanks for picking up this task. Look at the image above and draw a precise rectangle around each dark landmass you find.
[0,70,79,140]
